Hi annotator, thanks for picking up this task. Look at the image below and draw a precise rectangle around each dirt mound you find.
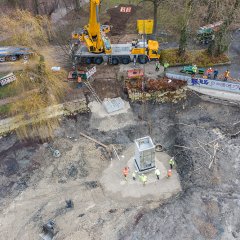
[107,4,139,35]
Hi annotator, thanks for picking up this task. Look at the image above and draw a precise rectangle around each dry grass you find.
[160,48,230,67]
[8,60,68,140]
[0,10,69,140]
[0,10,52,49]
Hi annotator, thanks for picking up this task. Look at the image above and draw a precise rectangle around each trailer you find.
[0,46,33,62]
[73,40,159,65]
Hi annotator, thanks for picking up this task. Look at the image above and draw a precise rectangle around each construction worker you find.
[213,69,219,79]
[77,76,82,88]
[142,174,147,185]
[206,67,213,79]
[167,169,172,178]
[133,55,137,67]
[169,158,175,170]
[163,62,169,72]
[192,64,198,77]
[224,69,230,81]
[122,167,129,180]
[132,171,137,181]
[155,61,160,72]
[155,168,160,180]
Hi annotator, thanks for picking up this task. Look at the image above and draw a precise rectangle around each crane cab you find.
[147,40,160,60]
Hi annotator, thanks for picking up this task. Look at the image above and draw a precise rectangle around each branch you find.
[208,142,219,169]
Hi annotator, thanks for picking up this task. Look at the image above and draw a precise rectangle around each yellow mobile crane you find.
[72,0,160,65]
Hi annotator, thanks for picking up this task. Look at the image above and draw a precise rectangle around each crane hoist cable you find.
[139,0,152,137]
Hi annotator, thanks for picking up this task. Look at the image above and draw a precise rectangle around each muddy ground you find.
[1,3,240,239]
[0,69,240,239]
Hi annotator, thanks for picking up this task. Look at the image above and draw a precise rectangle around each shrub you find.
[160,48,230,67]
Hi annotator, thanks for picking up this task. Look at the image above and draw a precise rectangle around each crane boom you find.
[84,0,104,53]
[88,0,100,38]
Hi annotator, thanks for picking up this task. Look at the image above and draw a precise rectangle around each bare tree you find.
[178,0,194,56]
[208,0,240,56]
[204,0,220,23]
[75,0,81,11]
[141,0,163,37]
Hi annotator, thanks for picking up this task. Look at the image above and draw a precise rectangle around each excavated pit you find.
[0,83,240,239]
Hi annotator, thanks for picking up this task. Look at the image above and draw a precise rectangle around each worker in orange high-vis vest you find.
[122,167,129,180]
[77,76,82,88]
[167,169,172,178]
[224,69,230,81]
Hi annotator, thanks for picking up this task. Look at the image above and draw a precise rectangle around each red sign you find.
[120,7,132,13]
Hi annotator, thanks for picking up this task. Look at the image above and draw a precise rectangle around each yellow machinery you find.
[72,0,111,54]
[137,19,154,34]
[72,1,160,65]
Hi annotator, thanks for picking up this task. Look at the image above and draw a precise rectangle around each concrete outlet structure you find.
[134,136,155,172]
[100,144,182,200]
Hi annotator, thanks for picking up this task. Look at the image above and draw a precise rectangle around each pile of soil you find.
[106,4,139,35]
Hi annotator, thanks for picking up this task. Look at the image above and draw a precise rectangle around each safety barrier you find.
[166,73,240,94]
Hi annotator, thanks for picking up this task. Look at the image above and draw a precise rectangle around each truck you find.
[73,39,159,65]
[196,21,223,44]
[72,0,160,65]
[0,46,33,62]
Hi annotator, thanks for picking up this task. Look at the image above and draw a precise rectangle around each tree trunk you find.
[75,0,81,11]
[153,0,158,38]
[8,0,19,8]
[205,0,219,24]
[33,0,39,15]
[178,0,194,56]
[208,0,240,56]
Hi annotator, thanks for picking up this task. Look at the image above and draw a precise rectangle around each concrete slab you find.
[102,97,125,113]
[100,145,182,201]
[88,100,135,131]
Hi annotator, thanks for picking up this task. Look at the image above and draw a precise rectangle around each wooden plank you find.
[79,132,108,149]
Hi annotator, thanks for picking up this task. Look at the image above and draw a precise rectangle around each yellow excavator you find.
[72,0,160,65]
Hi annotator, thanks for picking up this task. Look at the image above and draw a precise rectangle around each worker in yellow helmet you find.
[155,168,160,180]
[169,158,175,170]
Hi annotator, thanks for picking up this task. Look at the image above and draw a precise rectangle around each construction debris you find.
[40,220,56,240]
[0,72,16,86]
[65,199,74,208]
[124,77,187,103]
